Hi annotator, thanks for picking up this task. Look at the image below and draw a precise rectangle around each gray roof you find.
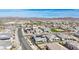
[0,40,12,49]
[75,31,79,36]
[35,37,46,42]
[57,33,73,39]
[0,33,11,40]
[46,34,59,40]
[66,40,79,49]
[33,35,47,42]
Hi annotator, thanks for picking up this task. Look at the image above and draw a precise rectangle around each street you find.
[18,27,32,50]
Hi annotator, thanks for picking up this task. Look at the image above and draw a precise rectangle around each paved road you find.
[18,27,32,50]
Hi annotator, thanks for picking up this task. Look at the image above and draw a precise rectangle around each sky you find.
[0,9,79,18]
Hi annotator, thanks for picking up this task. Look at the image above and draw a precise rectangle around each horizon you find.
[0,9,79,18]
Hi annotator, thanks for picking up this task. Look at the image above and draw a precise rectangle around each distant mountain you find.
[0,17,79,21]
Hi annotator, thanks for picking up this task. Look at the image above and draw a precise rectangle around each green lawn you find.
[51,28,64,32]
[33,21,46,25]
